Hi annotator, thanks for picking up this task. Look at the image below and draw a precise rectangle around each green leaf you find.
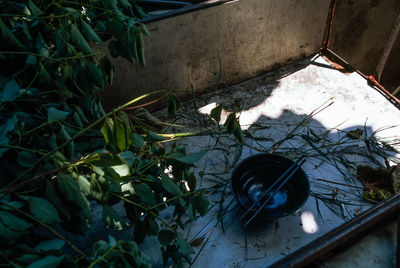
[100,56,113,85]
[108,235,117,246]
[187,172,196,191]
[34,239,65,252]
[135,183,156,206]
[161,176,182,196]
[113,119,127,152]
[39,63,52,85]
[133,218,146,243]
[16,254,40,264]
[0,114,17,156]
[75,106,88,123]
[233,125,244,144]
[1,79,19,102]
[0,210,33,231]
[78,175,91,196]
[71,24,93,54]
[193,194,209,216]
[59,125,74,159]
[113,115,131,152]
[210,105,223,123]
[167,94,182,117]
[146,131,165,142]
[57,173,91,219]
[119,0,132,8]
[0,18,25,48]
[110,164,130,177]
[25,196,61,224]
[177,234,194,255]
[137,34,145,67]
[26,54,37,65]
[102,0,123,15]
[28,0,44,16]
[139,23,150,36]
[17,151,36,168]
[146,216,158,236]
[168,151,206,164]
[72,112,83,127]
[86,153,123,167]
[0,114,17,137]
[0,200,23,211]
[92,239,109,256]
[45,182,71,220]
[103,205,128,230]
[90,175,109,203]
[48,107,70,123]
[81,21,102,42]
[101,118,114,144]
[87,61,105,88]
[0,221,21,239]
[22,21,32,40]
[224,113,237,133]
[118,151,136,166]
[36,32,49,57]
[132,133,145,149]
[27,255,64,268]
[187,202,195,220]
[158,229,176,246]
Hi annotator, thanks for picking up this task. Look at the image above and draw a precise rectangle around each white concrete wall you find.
[103,0,331,109]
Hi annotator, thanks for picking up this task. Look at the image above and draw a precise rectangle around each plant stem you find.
[270,99,333,153]
[5,90,166,188]
[0,164,65,194]
[0,51,101,64]
[87,242,119,268]
[0,144,47,155]
[159,131,207,139]
[114,193,174,230]
[0,51,64,64]
[0,202,87,257]
[150,191,198,210]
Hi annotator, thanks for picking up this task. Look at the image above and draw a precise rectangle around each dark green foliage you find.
[0,1,208,267]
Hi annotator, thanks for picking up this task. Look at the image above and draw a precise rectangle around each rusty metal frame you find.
[135,2,400,265]
[270,3,400,266]
[321,0,400,108]
[270,193,400,267]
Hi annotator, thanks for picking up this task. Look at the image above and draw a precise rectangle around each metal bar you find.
[270,193,400,268]
[321,0,337,50]
[322,48,400,109]
[375,12,400,82]
[397,213,400,268]
[136,0,191,9]
[136,0,233,24]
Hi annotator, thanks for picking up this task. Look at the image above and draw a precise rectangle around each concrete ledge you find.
[104,0,330,109]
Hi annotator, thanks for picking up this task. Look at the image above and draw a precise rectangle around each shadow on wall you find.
[330,0,400,92]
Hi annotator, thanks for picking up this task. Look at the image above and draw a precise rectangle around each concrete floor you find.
[153,54,400,267]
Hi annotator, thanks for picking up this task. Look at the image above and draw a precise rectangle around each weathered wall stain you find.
[330,0,400,91]
[103,0,330,110]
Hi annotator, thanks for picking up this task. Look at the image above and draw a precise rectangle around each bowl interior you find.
[231,154,309,217]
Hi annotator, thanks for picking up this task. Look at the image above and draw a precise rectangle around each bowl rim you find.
[230,153,310,217]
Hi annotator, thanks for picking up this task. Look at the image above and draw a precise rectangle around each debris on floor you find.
[153,54,400,267]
